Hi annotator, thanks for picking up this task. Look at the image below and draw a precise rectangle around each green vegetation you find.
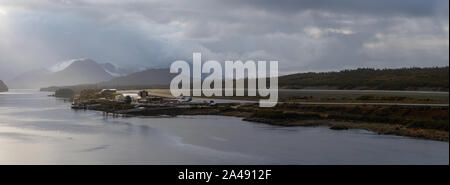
[246,110,321,122]
[277,104,449,129]
[54,88,75,98]
[72,89,134,112]
[61,65,449,142]
[235,104,449,141]
[83,99,135,111]
[70,89,449,141]
[74,88,120,102]
[281,95,448,104]
[124,96,132,104]
[78,89,101,99]
[279,67,449,91]
[42,67,449,93]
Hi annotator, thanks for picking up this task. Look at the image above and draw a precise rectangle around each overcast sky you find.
[0,0,448,80]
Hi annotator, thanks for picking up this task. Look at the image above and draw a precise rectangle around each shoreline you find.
[74,101,449,142]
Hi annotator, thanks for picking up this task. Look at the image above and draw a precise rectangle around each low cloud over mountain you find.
[7,59,128,89]
[0,0,448,80]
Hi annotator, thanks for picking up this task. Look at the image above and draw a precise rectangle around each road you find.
[118,90,449,107]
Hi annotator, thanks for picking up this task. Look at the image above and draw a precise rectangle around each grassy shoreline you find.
[69,88,449,142]
[77,101,448,142]
[206,110,448,142]
[241,117,449,142]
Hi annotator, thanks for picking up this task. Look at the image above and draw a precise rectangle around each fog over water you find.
[0,90,448,164]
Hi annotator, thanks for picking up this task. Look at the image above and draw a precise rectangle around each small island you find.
[0,80,8,92]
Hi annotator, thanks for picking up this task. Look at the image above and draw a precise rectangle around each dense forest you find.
[279,67,449,91]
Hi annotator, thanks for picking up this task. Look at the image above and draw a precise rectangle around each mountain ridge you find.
[7,59,116,89]
[278,67,449,91]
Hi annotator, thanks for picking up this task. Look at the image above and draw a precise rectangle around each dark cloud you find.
[231,0,447,16]
[0,0,448,79]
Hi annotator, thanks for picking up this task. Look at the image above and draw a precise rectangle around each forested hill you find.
[279,67,449,91]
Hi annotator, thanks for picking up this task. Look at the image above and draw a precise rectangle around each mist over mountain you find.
[100,68,176,87]
[7,59,122,89]
[0,80,8,92]
[100,63,136,77]
[48,59,134,76]
[51,59,114,85]
[6,69,52,89]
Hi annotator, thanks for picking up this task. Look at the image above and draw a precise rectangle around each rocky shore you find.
[72,98,449,141]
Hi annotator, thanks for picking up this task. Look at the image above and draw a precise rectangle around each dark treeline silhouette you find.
[279,67,449,91]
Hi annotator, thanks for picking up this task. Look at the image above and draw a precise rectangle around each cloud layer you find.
[0,0,448,79]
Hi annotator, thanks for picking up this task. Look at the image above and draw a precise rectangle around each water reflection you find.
[0,90,448,164]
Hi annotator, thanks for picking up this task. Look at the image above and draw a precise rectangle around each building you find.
[138,90,149,99]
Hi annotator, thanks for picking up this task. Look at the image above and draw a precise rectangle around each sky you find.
[0,0,448,80]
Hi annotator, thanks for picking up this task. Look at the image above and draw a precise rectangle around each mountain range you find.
[6,58,448,92]
[7,59,126,89]
[278,67,449,91]
[7,58,175,89]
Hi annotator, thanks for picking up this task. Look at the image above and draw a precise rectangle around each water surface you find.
[0,90,448,164]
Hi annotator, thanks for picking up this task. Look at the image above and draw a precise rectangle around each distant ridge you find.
[279,67,449,91]
[41,66,449,93]
[8,59,115,89]
[0,80,8,92]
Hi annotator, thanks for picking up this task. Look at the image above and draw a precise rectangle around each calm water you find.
[0,90,448,164]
